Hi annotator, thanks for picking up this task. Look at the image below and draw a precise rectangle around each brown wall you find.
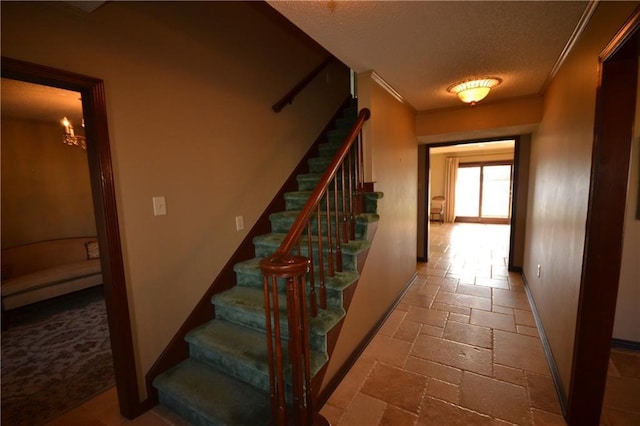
[322,73,418,389]
[1,118,96,248]
[1,1,349,398]
[523,1,639,399]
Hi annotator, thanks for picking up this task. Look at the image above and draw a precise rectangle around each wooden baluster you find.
[287,273,304,425]
[306,224,317,317]
[325,192,335,277]
[263,272,287,425]
[316,205,326,310]
[298,272,314,426]
[333,177,343,272]
[263,275,279,424]
[357,131,364,214]
[340,163,348,244]
[348,146,355,240]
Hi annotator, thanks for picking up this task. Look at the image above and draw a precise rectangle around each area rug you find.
[1,289,115,425]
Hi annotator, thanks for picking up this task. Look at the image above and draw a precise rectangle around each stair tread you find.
[187,320,328,377]
[213,286,345,336]
[153,358,270,426]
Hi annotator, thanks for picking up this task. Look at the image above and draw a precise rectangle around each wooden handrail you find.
[267,108,370,261]
[261,107,370,426]
[272,56,335,113]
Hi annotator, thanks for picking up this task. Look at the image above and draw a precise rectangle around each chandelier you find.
[61,117,86,149]
[447,77,502,106]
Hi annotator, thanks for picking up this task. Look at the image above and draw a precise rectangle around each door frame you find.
[1,57,141,418]
[567,8,639,424]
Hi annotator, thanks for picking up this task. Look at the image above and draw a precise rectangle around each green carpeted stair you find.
[153,102,382,425]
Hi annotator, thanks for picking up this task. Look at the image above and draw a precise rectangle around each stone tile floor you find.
[44,223,638,425]
[319,223,639,426]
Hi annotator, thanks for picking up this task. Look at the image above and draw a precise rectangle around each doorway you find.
[1,57,141,418]
[0,79,116,423]
[421,138,525,270]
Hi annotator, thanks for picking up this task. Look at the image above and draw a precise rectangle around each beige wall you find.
[613,63,640,342]
[416,96,542,144]
[523,1,639,400]
[1,1,349,398]
[1,118,97,248]
[322,74,418,389]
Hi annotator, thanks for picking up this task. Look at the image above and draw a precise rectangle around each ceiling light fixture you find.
[61,117,86,149]
[447,77,502,106]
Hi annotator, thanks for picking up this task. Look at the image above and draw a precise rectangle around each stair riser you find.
[190,345,270,393]
[308,157,332,173]
[284,192,357,212]
[308,160,358,174]
[270,214,370,241]
[234,271,344,309]
[158,393,219,426]
[213,304,328,354]
[297,174,352,191]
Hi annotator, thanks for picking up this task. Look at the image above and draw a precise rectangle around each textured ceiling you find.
[268,1,589,111]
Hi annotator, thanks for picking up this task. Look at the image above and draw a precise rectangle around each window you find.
[454,162,512,223]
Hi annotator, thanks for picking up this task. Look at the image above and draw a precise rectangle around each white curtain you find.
[444,157,459,223]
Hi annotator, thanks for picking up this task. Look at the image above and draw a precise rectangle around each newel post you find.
[261,255,329,426]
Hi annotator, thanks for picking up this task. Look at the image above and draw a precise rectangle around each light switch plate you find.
[235,216,244,231]
[153,196,167,216]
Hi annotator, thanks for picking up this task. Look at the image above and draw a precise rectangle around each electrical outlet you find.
[537,264,541,278]
[235,216,244,231]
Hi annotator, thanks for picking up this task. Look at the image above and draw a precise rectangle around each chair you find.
[430,196,446,224]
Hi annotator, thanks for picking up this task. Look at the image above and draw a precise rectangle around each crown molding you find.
[359,70,408,106]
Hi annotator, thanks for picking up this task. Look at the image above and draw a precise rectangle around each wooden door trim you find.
[567,7,640,424]
[1,57,142,418]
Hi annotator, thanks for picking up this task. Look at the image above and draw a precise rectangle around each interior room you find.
[0,79,115,424]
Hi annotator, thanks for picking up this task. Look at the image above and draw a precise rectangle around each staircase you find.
[153,101,382,425]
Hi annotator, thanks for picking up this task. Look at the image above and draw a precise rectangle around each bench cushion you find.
[1,259,101,297]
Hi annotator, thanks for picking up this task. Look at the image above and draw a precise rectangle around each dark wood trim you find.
[522,272,568,416]
[611,338,640,351]
[454,217,510,225]
[317,273,417,407]
[457,160,513,167]
[420,145,430,263]
[272,56,335,113]
[144,96,354,403]
[508,136,522,271]
[567,9,639,425]
[1,57,141,418]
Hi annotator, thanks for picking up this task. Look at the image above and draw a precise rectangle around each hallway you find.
[44,223,639,425]
[320,223,565,425]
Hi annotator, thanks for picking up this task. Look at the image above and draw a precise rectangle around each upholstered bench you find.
[1,237,103,311]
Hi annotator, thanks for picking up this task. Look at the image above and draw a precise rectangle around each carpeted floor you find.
[1,287,115,425]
